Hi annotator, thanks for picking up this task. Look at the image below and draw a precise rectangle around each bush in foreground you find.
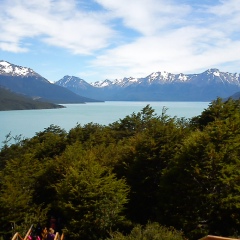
[107,222,186,240]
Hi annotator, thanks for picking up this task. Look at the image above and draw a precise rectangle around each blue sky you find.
[0,0,240,83]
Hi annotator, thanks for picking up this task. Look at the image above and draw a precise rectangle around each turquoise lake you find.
[0,101,210,146]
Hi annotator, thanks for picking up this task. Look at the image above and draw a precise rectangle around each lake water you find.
[0,101,210,146]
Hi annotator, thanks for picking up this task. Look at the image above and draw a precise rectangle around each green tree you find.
[113,108,190,224]
[0,153,49,237]
[67,123,116,148]
[0,125,67,238]
[30,124,67,159]
[191,98,240,129]
[161,112,240,239]
[109,105,160,139]
[55,143,130,240]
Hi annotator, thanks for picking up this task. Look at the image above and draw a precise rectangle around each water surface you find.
[0,101,210,146]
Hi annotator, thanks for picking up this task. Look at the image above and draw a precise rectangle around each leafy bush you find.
[107,222,186,240]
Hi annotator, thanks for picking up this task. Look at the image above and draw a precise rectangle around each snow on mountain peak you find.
[161,71,169,79]
[206,68,220,75]
[213,70,220,77]
[150,72,160,79]
[15,66,33,76]
[128,77,138,82]
[0,60,35,76]
[90,79,113,88]
[0,61,11,67]
[147,71,176,83]
[149,71,169,79]
[178,73,188,81]
[99,80,112,87]
[62,76,82,85]
[0,61,13,74]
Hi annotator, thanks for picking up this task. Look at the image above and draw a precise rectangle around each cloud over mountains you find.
[0,0,240,82]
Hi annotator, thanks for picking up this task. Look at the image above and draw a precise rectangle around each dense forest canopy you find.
[1,98,240,240]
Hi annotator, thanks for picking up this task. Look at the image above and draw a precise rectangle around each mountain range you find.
[55,70,240,101]
[0,61,101,104]
[1,60,240,103]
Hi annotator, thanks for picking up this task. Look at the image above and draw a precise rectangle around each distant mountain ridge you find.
[1,60,239,102]
[0,60,102,103]
[55,69,240,101]
[90,69,240,88]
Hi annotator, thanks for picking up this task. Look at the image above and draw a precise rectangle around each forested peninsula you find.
[0,87,64,110]
[1,98,240,240]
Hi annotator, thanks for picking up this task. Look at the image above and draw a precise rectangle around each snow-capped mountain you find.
[91,72,189,88]
[91,77,140,88]
[1,60,239,102]
[0,61,101,103]
[56,75,90,89]
[89,69,240,87]
[55,69,240,101]
[0,60,45,79]
[55,75,99,99]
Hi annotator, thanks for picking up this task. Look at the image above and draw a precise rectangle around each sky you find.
[0,0,240,83]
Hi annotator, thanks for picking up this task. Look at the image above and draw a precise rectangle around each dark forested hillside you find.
[226,91,240,100]
[0,87,64,110]
[1,99,240,240]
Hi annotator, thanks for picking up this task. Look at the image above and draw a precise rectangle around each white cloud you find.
[0,0,240,81]
[0,42,28,52]
[206,0,240,34]
[0,0,114,53]
[208,0,240,16]
[89,0,240,79]
[95,0,191,35]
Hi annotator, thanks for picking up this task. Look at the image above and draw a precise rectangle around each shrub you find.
[107,222,186,240]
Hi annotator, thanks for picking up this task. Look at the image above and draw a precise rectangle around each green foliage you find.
[0,133,25,169]
[30,125,68,159]
[0,153,49,236]
[55,143,129,240]
[107,222,186,240]
[160,110,240,238]
[112,108,190,223]
[191,98,240,129]
[67,122,115,148]
[109,105,160,139]
[2,100,240,240]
